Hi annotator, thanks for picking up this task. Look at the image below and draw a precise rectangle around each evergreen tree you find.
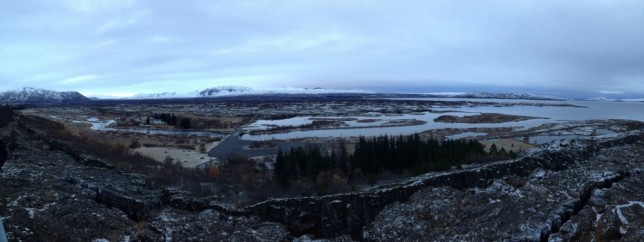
[274,149,289,187]
[286,148,297,180]
[273,134,511,186]
[180,118,191,129]
[336,139,349,173]
[508,150,517,159]
[489,143,498,155]
[169,114,178,126]
[499,147,508,156]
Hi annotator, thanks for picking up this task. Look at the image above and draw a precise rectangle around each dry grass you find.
[130,144,219,168]
[480,139,535,153]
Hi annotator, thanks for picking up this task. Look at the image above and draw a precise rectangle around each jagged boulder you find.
[552,168,644,241]
[143,208,289,241]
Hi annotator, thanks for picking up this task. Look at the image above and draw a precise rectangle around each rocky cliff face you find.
[363,135,643,241]
[239,134,642,240]
[0,125,289,241]
[1,117,642,241]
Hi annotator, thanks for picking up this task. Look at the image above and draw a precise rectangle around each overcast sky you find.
[2,0,644,97]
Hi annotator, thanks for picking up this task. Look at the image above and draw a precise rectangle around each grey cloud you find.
[1,0,643,97]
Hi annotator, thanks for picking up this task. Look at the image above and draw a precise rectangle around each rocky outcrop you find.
[65,176,160,221]
[241,132,643,240]
[1,116,642,241]
[363,135,643,241]
[549,155,644,240]
[0,128,289,241]
[15,115,115,169]
[145,208,289,241]
[364,170,631,241]
[46,139,115,169]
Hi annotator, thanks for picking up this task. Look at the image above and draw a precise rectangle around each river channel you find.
[241,99,644,140]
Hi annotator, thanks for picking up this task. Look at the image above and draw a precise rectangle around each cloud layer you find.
[2,0,643,97]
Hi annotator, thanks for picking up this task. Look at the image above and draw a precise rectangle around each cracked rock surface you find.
[1,120,643,241]
[0,129,288,242]
[365,138,643,241]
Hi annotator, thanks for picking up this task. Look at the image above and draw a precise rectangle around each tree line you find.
[146,113,191,129]
[274,134,516,187]
[274,145,337,187]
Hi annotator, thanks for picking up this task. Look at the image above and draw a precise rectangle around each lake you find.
[242,99,644,140]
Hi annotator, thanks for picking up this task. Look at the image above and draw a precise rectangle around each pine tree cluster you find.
[352,134,487,176]
[147,113,191,129]
[274,134,516,187]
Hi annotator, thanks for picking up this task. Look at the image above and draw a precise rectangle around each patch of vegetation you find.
[274,134,517,190]
[265,114,297,120]
[434,113,540,123]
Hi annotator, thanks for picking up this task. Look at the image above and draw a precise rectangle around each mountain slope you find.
[454,92,563,100]
[128,86,370,99]
[199,86,253,97]
[130,91,200,99]
[0,87,90,104]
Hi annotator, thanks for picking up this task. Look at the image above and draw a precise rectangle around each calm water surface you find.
[242,100,644,140]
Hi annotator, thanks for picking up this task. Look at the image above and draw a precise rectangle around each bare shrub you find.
[129,139,141,149]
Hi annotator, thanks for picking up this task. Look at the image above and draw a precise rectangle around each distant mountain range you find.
[586,97,644,102]
[0,87,90,104]
[450,92,564,100]
[128,86,370,99]
[130,86,254,99]
[0,86,372,104]
[3,87,642,104]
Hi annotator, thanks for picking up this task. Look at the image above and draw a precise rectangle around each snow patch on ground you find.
[531,169,547,179]
[25,208,36,219]
[615,201,644,226]
[587,171,618,183]
[23,202,57,219]
[87,117,116,130]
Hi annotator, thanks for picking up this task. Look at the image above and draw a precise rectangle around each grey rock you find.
[363,134,643,241]
[0,128,290,241]
[2,118,643,241]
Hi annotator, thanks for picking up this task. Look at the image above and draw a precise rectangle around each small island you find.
[434,113,545,124]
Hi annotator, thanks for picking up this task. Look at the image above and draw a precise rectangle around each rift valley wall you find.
[241,132,643,239]
[11,112,643,240]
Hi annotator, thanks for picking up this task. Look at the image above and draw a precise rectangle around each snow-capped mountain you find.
[621,98,644,102]
[453,92,563,100]
[130,91,200,99]
[0,87,90,104]
[127,86,370,99]
[586,97,644,102]
[586,97,617,101]
[129,86,252,99]
[199,86,253,97]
